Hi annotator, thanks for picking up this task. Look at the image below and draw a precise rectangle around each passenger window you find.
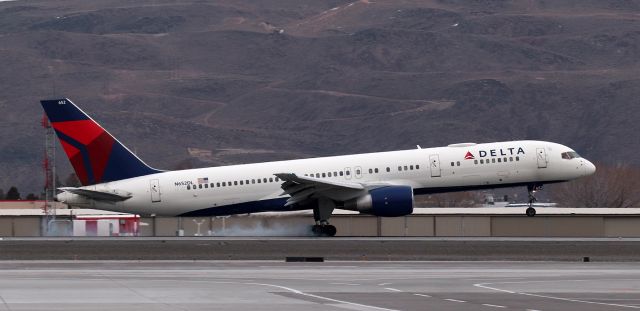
[509,157,513,162]
[346,171,350,175]
[187,185,190,190]
[198,184,202,189]
[356,169,361,175]
[263,178,267,183]
[480,159,484,164]
[204,184,208,188]
[233,181,237,186]
[246,180,250,184]
[386,167,390,172]
[374,168,379,173]
[275,177,279,182]
[251,179,255,184]
[240,180,244,185]
[410,165,414,170]
[339,171,344,176]
[516,156,520,161]
[210,183,214,187]
[503,157,507,162]
[269,178,273,182]
[450,162,455,167]
[322,173,326,178]
[257,179,261,183]
[474,160,478,164]
[404,165,408,171]
[492,159,496,163]
[416,165,420,169]
[398,166,402,171]
[222,182,226,187]
[498,158,502,163]
[456,161,460,166]
[217,182,221,187]
[333,172,337,177]
[316,173,320,178]
[368,168,373,174]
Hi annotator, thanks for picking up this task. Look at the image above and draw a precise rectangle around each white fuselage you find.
[60,140,595,216]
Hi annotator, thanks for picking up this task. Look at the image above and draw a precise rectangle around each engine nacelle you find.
[344,186,414,217]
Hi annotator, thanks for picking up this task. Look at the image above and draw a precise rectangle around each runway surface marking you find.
[383,288,402,292]
[4,275,397,311]
[245,282,399,311]
[482,303,506,308]
[475,279,640,309]
[444,298,467,303]
[413,293,431,298]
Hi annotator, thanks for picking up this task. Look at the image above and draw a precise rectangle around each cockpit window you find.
[561,151,581,159]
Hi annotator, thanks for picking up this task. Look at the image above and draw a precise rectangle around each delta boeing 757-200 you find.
[42,98,596,236]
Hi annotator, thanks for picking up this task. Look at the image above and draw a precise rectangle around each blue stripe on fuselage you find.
[178,197,298,217]
[177,180,569,217]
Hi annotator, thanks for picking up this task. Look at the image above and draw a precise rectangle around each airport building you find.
[2,200,640,238]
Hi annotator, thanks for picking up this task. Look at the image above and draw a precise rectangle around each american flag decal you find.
[197,177,209,184]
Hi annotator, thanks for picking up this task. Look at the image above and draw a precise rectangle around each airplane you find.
[42,98,596,236]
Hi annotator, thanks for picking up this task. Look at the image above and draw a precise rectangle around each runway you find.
[0,261,639,311]
[1,237,640,261]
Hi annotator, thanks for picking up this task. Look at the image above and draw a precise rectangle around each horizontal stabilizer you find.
[58,187,132,201]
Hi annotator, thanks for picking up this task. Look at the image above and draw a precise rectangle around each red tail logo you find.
[464,151,475,160]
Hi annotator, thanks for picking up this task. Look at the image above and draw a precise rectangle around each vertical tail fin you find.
[41,98,161,186]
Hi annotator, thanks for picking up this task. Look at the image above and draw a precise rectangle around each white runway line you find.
[476,279,640,309]
[413,294,431,298]
[444,298,466,303]
[384,287,402,292]
[245,282,399,311]
[377,283,391,286]
[482,303,506,308]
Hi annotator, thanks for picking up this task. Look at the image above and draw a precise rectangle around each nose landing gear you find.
[526,184,542,217]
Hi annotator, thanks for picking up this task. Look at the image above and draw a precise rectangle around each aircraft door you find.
[536,148,547,168]
[344,167,352,179]
[429,154,441,177]
[150,179,161,203]
[355,166,363,179]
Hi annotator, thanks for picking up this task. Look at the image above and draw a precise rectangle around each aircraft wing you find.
[275,173,386,207]
[58,187,132,202]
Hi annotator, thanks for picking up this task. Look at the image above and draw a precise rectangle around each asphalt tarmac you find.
[1,237,640,261]
[0,261,638,311]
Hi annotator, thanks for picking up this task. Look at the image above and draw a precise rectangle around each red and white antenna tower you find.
[42,114,56,234]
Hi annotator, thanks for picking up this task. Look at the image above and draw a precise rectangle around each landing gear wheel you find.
[526,207,536,217]
[312,224,337,237]
[525,184,542,217]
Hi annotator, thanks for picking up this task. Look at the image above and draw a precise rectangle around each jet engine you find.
[343,186,414,217]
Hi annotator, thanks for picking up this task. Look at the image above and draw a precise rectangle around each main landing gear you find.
[312,199,337,237]
[526,184,543,217]
[312,223,337,237]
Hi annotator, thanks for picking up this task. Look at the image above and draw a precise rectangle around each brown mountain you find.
[1,0,639,195]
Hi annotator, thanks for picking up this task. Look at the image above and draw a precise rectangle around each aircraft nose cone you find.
[584,160,596,176]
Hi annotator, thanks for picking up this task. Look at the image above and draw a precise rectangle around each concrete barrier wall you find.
[3,214,640,237]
